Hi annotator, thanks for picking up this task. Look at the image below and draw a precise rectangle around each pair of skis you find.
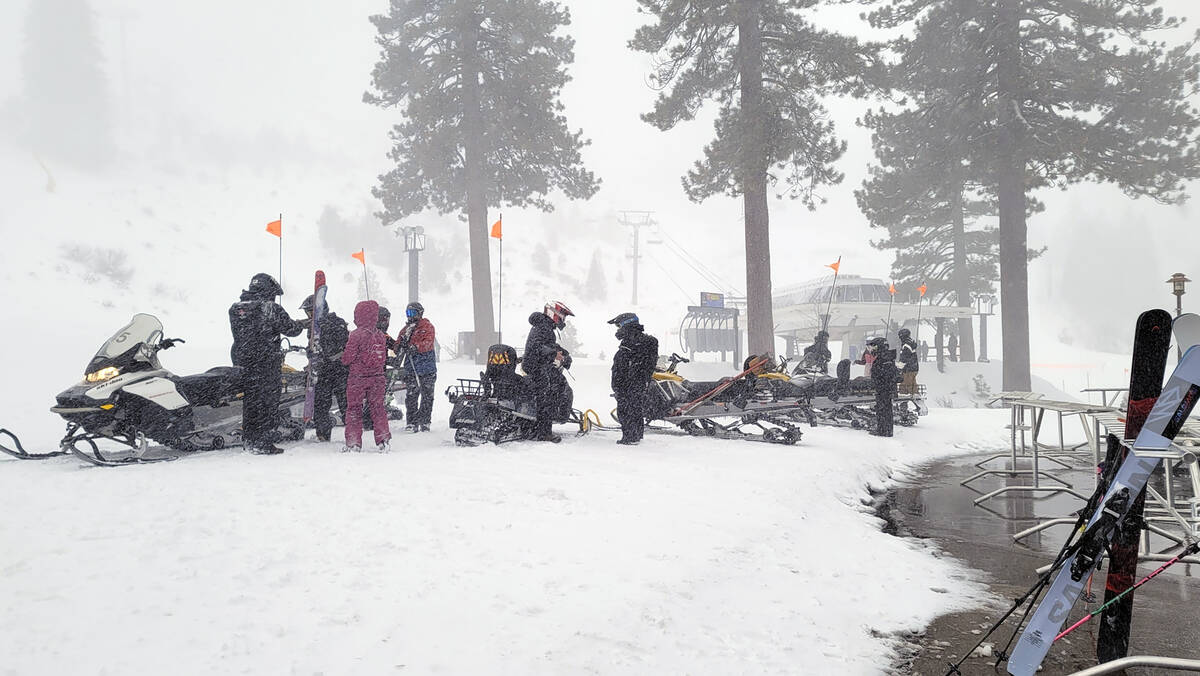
[302,271,328,424]
[1004,311,1200,675]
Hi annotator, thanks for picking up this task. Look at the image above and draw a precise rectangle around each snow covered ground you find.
[1,357,1004,675]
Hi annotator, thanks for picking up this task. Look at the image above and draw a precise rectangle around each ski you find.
[303,271,327,424]
[1094,310,1199,661]
[1007,342,1200,676]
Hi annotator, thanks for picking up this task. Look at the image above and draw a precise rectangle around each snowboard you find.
[1008,341,1199,676]
[1094,310,1199,661]
[302,271,327,423]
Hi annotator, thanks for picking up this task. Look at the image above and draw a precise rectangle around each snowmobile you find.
[643,354,805,444]
[794,359,926,429]
[446,344,584,446]
[0,313,306,466]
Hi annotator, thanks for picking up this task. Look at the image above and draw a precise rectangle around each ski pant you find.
[615,388,646,442]
[314,362,348,440]
[874,390,894,437]
[405,371,437,426]
[900,371,918,395]
[529,368,556,437]
[345,374,390,448]
[243,361,282,448]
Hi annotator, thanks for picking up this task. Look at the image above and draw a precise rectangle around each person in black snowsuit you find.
[229,273,304,454]
[799,330,832,373]
[868,337,898,437]
[302,294,349,443]
[609,312,659,445]
[523,301,574,443]
[897,328,919,395]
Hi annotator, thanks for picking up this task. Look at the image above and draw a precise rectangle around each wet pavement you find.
[885,452,1200,675]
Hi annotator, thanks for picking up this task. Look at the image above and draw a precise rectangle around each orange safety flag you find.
[827,259,840,273]
[889,282,896,295]
[351,249,366,265]
[266,219,282,237]
[918,283,927,297]
[490,218,502,239]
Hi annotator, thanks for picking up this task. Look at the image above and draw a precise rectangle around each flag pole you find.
[278,212,283,298]
[822,256,842,333]
[886,283,895,344]
[363,253,370,301]
[498,213,503,345]
[915,283,928,343]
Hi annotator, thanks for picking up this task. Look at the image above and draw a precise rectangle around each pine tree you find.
[583,250,606,301]
[630,0,880,355]
[868,0,1200,389]
[20,0,114,168]
[366,0,599,362]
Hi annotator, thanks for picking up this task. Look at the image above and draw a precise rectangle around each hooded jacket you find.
[523,312,564,375]
[228,284,304,368]
[397,317,437,376]
[341,300,389,378]
[611,323,658,392]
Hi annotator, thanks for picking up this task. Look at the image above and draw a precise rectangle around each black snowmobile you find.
[795,359,926,429]
[643,354,805,444]
[446,344,583,446]
[0,313,306,466]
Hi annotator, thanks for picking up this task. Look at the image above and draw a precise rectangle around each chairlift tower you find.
[397,225,426,303]
[619,211,658,305]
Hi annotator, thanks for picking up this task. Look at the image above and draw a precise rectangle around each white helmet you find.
[544,300,574,329]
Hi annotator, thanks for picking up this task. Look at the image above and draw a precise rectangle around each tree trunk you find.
[995,0,1031,390]
[950,175,976,361]
[461,12,496,364]
[737,0,776,356]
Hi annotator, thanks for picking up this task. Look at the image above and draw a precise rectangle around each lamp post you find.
[1168,273,1190,359]
[399,225,426,303]
[975,294,996,362]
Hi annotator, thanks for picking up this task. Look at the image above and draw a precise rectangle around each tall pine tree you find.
[630,0,880,355]
[869,0,1200,389]
[366,0,599,361]
[21,0,114,168]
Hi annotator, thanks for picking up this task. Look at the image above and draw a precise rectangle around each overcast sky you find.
[2,0,1199,351]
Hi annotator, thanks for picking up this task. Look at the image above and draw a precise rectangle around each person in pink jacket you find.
[341,300,391,452]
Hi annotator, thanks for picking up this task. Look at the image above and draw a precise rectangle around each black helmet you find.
[247,273,283,298]
[898,328,911,339]
[607,312,639,328]
[816,330,829,340]
[378,306,392,331]
[405,301,424,322]
[300,295,315,313]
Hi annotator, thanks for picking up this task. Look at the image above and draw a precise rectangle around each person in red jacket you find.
[396,301,437,432]
[340,300,391,452]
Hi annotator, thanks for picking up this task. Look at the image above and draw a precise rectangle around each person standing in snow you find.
[897,328,919,395]
[608,312,658,445]
[855,338,879,378]
[302,294,349,443]
[948,331,959,362]
[869,337,898,437]
[523,300,574,443]
[229,273,305,455]
[362,305,395,434]
[340,300,391,452]
[396,302,437,433]
[800,330,832,373]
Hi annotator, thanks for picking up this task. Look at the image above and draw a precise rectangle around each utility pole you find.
[619,211,655,305]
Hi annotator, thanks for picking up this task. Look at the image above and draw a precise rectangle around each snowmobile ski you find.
[0,428,68,460]
[1008,342,1200,676]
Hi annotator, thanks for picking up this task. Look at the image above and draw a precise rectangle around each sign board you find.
[700,292,725,308]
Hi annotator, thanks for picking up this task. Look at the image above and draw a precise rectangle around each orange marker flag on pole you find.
[351,249,366,265]
[826,259,840,273]
[266,219,282,237]
[490,217,502,239]
[889,282,896,295]
[918,283,927,297]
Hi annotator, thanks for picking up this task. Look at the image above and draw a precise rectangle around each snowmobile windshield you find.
[86,314,165,375]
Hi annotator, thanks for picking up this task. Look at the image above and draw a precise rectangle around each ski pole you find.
[1055,541,1200,642]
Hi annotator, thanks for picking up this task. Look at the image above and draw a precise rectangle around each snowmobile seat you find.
[176,366,244,407]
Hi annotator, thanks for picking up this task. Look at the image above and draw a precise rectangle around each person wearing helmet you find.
[229,273,304,454]
[800,330,832,373]
[897,327,919,395]
[854,336,881,379]
[869,338,898,437]
[396,301,437,432]
[524,301,575,442]
[609,312,658,445]
[301,294,349,443]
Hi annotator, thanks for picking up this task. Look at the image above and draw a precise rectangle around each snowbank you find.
[1,358,1003,675]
